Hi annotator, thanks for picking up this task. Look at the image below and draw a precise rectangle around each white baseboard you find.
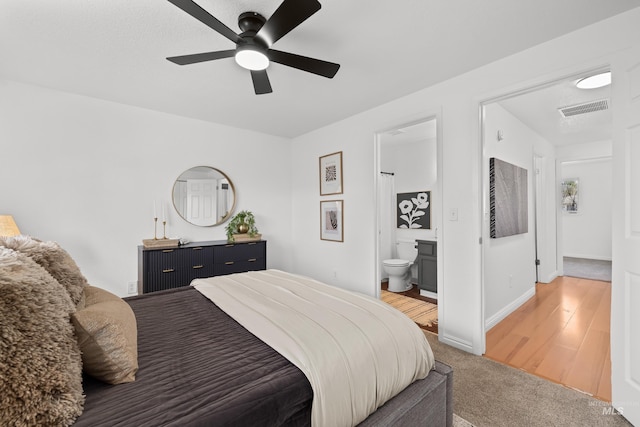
[563,253,612,261]
[439,333,474,354]
[538,270,559,284]
[485,287,536,331]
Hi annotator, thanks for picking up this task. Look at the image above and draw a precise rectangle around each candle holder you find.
[143,205,179,248]
[154,217,158,240]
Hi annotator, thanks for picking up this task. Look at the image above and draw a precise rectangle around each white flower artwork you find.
[396,191,431,229]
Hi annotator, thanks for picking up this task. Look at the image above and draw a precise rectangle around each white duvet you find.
[192,269,435,427]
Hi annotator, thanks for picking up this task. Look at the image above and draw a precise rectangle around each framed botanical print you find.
[320,200,343,242]
[396,191,431,229]
[319,151,343,195]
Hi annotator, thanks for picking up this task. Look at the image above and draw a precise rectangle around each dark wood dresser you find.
[137,240,266,293]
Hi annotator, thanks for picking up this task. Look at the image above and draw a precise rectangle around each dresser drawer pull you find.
[193,265,204,269]
[192,247,203,251]
[162,249,174,253]
[225,261,234,265]
[248,258,257,262]
[225,244,234,247]
[162,269,175,273]
[248,242,257,245]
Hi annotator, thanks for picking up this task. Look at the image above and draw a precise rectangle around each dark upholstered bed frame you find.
[75,287,452,426]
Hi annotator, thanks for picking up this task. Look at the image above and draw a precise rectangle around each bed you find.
[76,270,453,426]
[0,238,452,427]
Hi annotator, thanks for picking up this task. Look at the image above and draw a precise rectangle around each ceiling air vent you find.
[558,99,609,118]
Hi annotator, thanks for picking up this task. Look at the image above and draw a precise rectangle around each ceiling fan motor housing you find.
[238,12,266,36]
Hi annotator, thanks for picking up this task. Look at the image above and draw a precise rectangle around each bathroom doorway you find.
[374,116,443,335]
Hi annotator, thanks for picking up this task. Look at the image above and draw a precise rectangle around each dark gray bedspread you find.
[74,286,313,426]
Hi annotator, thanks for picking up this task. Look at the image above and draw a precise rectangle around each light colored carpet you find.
[454,413,476,427]
[380,290,438,328]
[564,256,612,282]
[424,332,632,427]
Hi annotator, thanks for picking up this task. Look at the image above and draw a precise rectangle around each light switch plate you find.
[449,208,458,221]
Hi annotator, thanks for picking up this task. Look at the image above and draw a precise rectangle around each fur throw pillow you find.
[0,235,88,308]
[0,247,85,426]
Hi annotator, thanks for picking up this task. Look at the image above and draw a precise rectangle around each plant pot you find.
[237,223,249,234]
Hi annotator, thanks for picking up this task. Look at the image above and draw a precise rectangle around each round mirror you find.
[172,166,236,226]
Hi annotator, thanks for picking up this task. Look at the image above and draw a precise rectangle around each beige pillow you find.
[72,286,138,384]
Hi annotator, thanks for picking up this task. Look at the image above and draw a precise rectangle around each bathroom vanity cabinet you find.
[417,240,437,293]
[138,240,266,294]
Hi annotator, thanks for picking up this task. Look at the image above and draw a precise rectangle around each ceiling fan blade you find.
[167,50,236,65]
[256,0,321,47]
[251,70,273,94]
[168,0,242,44]
[268,49,339,78]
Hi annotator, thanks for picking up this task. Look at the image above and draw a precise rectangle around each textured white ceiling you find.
[1,1,637,138]
[498,72,612,146]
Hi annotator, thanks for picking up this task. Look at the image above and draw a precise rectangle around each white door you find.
[186,179,216,226]
[611,46,640,424]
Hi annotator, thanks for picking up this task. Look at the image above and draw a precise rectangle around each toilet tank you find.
[396,240,418,261]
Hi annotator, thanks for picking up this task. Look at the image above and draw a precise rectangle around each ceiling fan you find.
[166,0,340,95]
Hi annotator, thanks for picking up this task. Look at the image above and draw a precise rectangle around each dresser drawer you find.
[213,241,266,262]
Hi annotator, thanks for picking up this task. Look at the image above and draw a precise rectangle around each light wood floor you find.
[485,275,611,401]
[381,281,438,334]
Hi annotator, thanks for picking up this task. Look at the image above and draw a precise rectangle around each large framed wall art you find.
[489,157,528,238]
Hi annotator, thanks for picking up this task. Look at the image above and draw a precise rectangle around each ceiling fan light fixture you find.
[576,71,611,89]
[235,45,269,71]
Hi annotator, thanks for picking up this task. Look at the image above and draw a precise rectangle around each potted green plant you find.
[225,210,259,242]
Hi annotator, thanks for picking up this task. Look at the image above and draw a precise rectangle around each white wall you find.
[483,103,549,328]
[561,157,612,260]
[0,79,293,296]
[290,8,640,353]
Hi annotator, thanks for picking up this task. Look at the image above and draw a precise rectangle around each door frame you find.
[373,112,444,334]
[477,64,611,353]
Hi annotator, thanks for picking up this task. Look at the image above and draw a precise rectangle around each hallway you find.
[484,276,611,401]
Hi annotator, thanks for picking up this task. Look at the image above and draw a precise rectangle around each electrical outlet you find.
[127,281,137,295]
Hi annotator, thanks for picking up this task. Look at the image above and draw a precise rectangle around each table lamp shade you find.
[0,215,21,237]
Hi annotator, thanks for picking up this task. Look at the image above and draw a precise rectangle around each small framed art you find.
[319,151,343,195]
[320,200,343,242]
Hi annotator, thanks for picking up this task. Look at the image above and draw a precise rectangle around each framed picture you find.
[561,178,579,213]
[396,191,431,229]
[320,200,343,242]
[319,151,343,195]
[489,157,528,238]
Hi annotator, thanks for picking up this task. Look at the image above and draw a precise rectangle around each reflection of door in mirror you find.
[186,179,217,226]
[172,166,236,227]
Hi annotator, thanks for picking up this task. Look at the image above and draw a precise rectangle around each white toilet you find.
[383,240,418,292]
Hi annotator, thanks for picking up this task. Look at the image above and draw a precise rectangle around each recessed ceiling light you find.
[575,71,611,89]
